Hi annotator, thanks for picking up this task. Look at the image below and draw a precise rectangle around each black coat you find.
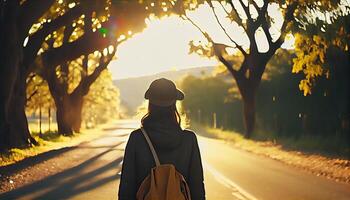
[118,120,205,200]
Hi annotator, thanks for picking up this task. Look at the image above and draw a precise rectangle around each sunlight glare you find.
[109,2,294,80]
[109,16,218,80]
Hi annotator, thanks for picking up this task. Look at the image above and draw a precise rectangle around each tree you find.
[37,1,152,135]
[292,7,350,95]
[1,0,114,148]
[180,75,241,129]
[41,48,116,135]
[0,0,57,148]
[26,65,121,133]
[292,8,350,136]
[26,73,55,134]
[0,0,152,148]
[145,0,341,138]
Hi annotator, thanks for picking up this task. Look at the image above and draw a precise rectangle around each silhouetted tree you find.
[0,0,151,148]
[145,0,341,138]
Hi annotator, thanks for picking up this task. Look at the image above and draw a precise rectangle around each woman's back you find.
[118,78,205,200]
[118,120,205,200]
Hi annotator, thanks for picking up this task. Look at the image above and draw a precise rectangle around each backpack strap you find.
[140,126,161,166]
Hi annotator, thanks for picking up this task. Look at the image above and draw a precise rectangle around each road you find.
[1,119,349,200]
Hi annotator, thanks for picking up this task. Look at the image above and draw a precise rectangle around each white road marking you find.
[205,162,259,200]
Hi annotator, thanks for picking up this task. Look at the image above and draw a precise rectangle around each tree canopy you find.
[141,0,345,137]
[292,5,350,95]
[0,0,155,148]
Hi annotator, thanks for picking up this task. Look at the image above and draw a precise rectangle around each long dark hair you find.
[141,102,181,127]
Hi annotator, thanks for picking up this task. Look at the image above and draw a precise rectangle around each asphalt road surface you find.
[1,119,349,200]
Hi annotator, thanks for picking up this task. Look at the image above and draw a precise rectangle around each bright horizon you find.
[108,15,219,80]
[108,3,294,80]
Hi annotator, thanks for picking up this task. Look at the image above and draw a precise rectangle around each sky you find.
[108,2,294,80]
[108,16,218,80]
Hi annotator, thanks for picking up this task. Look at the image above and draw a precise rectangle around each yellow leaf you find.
[313,35,322,45]
[319,51,325,63]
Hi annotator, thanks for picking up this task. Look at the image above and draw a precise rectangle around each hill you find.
[114,66,216,116]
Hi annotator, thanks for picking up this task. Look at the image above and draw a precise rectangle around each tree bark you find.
[55,98,73,135]
[54,94,84,135]
[0,1,26,149]
[230,57,266,139]
[6,69,38,148]
[71,96,84,133]
[235,76,257,138]
[242,92,256,139]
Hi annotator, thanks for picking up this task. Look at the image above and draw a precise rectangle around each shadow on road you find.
[0,146,78,177]
[0,143,123,200]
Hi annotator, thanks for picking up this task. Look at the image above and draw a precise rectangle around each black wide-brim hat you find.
[144,78,184,107]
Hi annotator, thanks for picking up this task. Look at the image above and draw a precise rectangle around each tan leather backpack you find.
[136,127,192,200]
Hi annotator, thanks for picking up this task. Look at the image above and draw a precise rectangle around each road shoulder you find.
[190,123,350,184]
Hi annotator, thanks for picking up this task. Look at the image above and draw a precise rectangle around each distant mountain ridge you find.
[114,66,215,116]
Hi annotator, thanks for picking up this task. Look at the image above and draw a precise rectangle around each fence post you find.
[39,104,42,136]
[213,112,216,129]
[198,109,201,124]
[48,106,51,133]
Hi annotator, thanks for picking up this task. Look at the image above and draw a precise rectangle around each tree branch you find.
[238,57,249,75]
[23,4,86,69]
[262,0,269,13]
[84,12,93,34]
[219,1,231,16]
[250,0,272,46]
[19,0,55,40]
[63,21,75,43]
[270,2,297,54]
[235,0,259,53]
[261,19,273,46]
[73,47,116,97]
[39,30,113,71]
[249,0,260,13]
[209,2,247,56]
[237,0,252,22]
[181,14,212,42]
[182,12,242,79]
[26,73,36,85]
[227,0,247,32]
[26,79,45,103]
[217,54,238,78]
[38,38,65,98]
[26,89,39,103]
[81,54,88,79]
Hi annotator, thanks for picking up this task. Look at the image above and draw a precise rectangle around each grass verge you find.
[190,122,350,184]
[0,124,109,167]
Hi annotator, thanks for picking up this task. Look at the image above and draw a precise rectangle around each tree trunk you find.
[56,100,73,135]
[0,1,30,149]
[232,58,264,139]
[54,94,84,135]
[71,97,83,133]
[4,70,37,148]
[236,78,258,139]
[242,93,256,138]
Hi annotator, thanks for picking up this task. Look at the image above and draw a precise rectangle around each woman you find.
[118,78,205,200]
